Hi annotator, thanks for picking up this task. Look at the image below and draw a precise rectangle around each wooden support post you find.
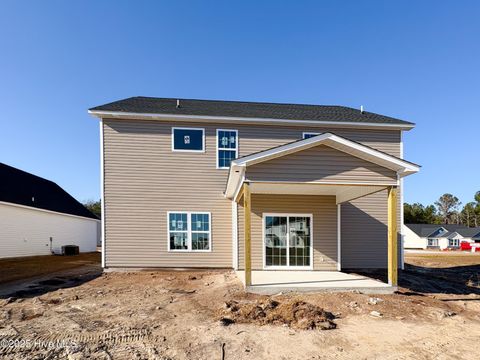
[243,183,252,287]
[387,186,398,286]
[235,183,245,204]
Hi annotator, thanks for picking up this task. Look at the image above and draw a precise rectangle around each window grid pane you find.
[169,213,188,231]
[192,232,210,250]
[219,150,236,168]
[289,217,310,267]
[191,213,209,232]
[169,212,210,251]
[265,216,288,266]
[218,131,237,149]
[217,130,237,168]
[170,232,188,250]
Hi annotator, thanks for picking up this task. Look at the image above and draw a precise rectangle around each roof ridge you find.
[131,96,348,109]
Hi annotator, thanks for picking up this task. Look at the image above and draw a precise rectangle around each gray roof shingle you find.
[89,97,414,126]
[405,224,480,238]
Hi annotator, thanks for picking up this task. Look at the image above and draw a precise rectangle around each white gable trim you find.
[225,133,419,198]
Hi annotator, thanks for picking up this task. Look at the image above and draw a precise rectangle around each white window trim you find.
[262,213,313,270]
[171,127,205,153]
[449,238,460,247]
[216,129,238,169]
[167,211,212,252]
[302,132,320,139]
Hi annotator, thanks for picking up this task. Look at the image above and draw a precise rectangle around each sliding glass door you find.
[264,214,312,269]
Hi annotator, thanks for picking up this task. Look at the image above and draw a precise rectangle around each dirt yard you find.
[0,253,101,284]
[0,253,479,359]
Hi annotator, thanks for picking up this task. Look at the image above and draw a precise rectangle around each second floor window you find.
[172,127,205,152]
[217,129,238,169]
[303,132,320,139]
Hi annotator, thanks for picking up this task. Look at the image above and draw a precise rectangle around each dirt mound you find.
[220,299,336,330]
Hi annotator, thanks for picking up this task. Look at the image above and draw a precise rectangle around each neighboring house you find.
[0,163,100,258]
[403,223,480,250]
[89,97,420,288]
[457,227,480,244]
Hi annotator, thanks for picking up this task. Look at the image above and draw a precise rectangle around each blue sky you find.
[1,1,479,206]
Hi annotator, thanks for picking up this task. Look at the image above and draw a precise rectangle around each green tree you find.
[461,202,477,227]
[461,191,480,227]
[83,199,101,219]
[435,194,461,224]
[404,203,439,224]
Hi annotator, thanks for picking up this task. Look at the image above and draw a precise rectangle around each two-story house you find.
[89,97,419,291]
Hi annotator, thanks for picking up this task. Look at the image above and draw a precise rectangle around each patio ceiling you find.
[245,182,388,204]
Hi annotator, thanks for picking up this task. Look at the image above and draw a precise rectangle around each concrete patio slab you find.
[236,270,396,294]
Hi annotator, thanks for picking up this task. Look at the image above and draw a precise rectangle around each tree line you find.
[404,191,480,226]
[83,199,101,219]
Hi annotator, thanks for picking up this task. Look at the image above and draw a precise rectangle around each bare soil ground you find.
[0,253,479,359]
[0,253,101,284]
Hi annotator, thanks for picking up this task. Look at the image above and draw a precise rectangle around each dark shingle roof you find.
[89,97,414,126]
[0,163,98,220]
[405,224,478,238]
[456,227,480,238]
[405,224,445,237]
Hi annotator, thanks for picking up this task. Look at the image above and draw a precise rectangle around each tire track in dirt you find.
[0,328,161,355]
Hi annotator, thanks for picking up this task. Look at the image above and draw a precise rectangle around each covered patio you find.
[236,270,393,294]
[225,133,420,293]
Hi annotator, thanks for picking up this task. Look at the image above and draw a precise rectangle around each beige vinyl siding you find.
[103,118,402,269]
[340,191,388,268]
[246,145,397,185]
[340,188,402,269]
[103,120,233,268]
[237,194,337,271]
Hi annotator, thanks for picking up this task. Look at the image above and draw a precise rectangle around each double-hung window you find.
[168,212,211,251]
[217,129,238,169]
[449,238,459,247]
[172,127,205,152]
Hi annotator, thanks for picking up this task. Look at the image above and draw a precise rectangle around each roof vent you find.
[176,99,181,108]
[360,105,364,113]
